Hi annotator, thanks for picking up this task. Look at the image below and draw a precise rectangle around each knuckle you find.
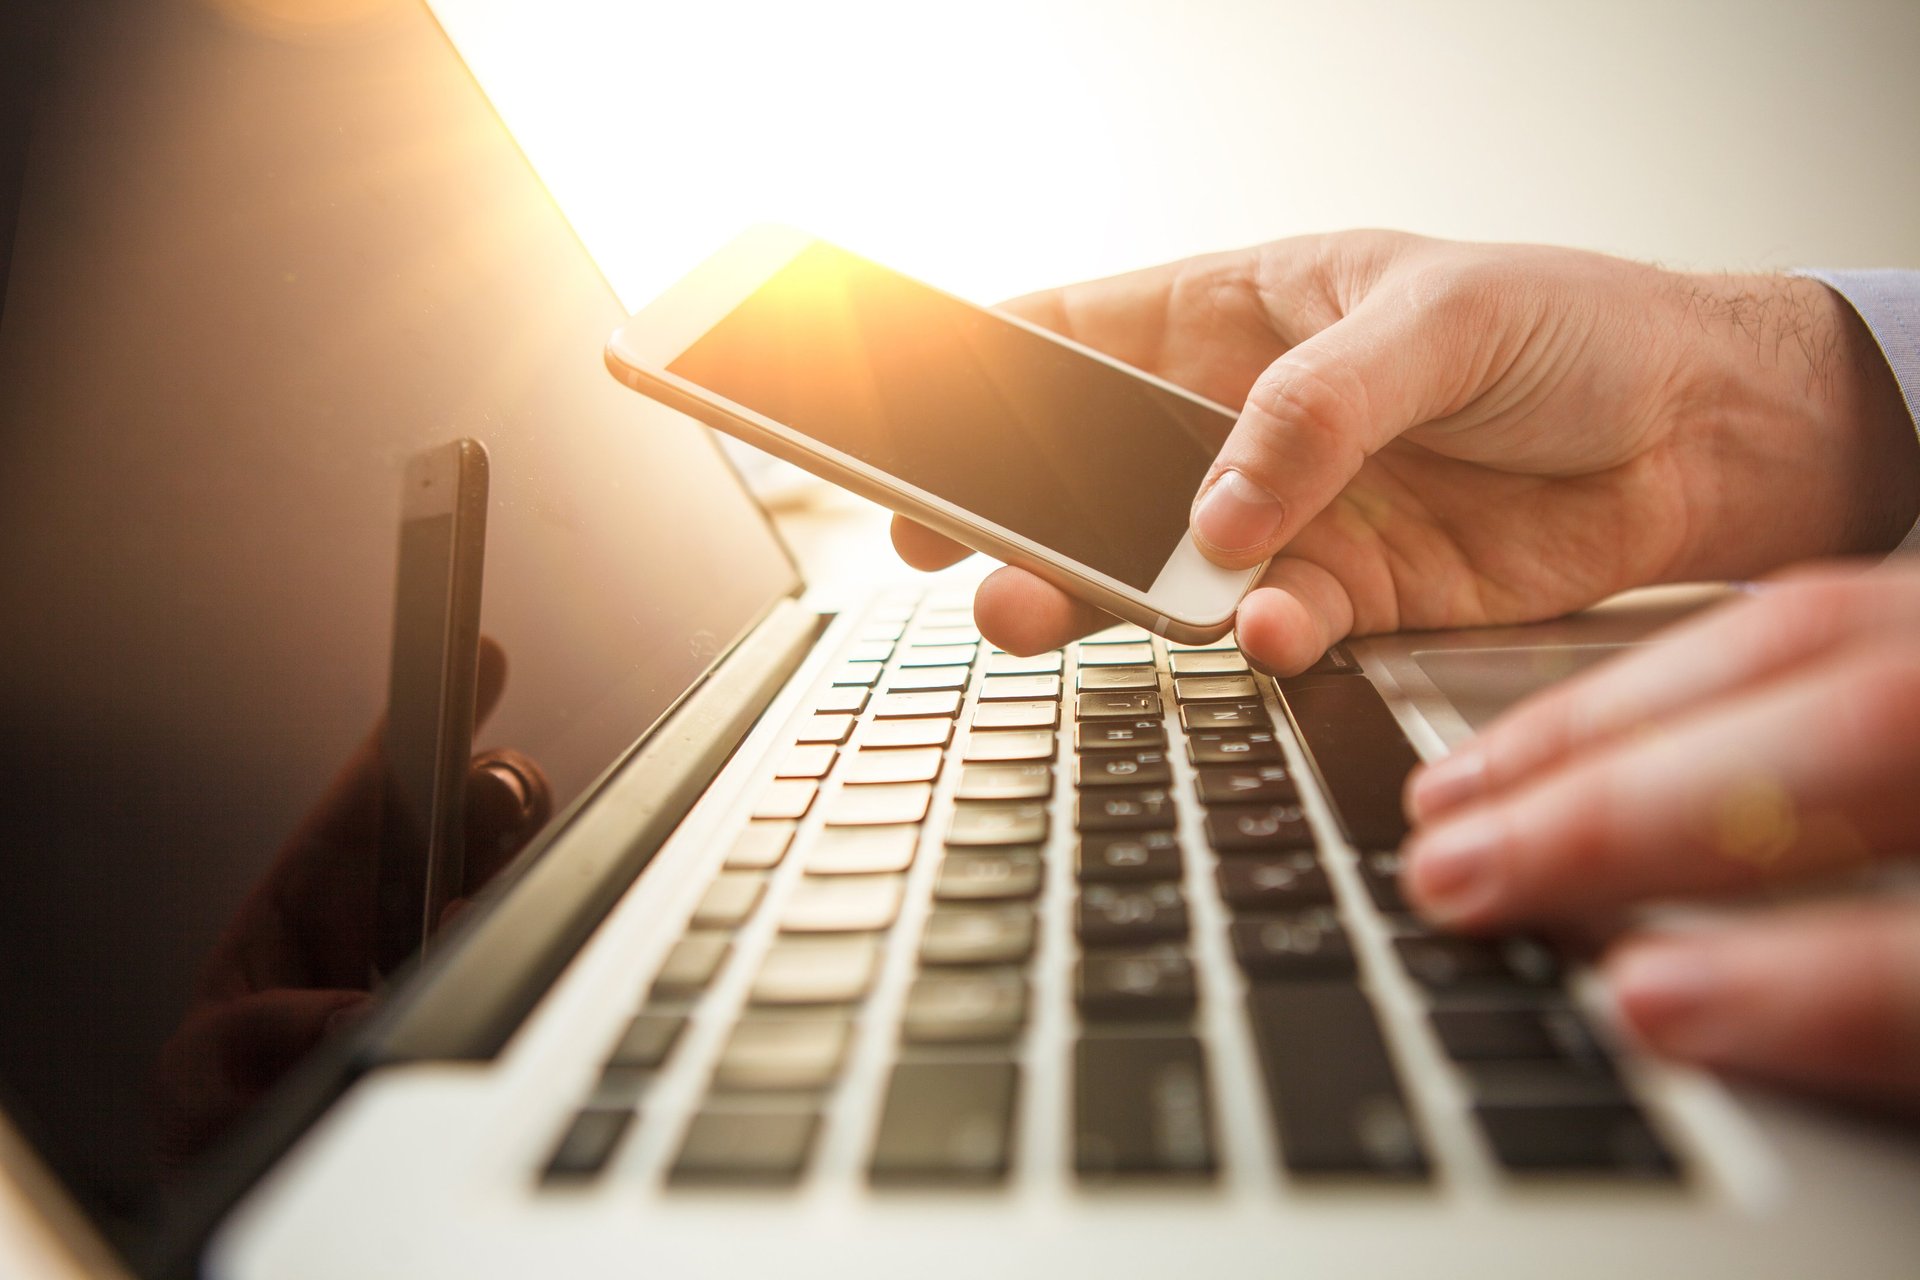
[1762,575,1868,638]
[1240,355,1370,462]
[1503,772,1621,910]
[1847,647,1920,742]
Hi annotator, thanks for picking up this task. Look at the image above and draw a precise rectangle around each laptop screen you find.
[0,0,799,1259]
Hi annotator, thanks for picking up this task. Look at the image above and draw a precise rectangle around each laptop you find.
[2,2,1917,1277]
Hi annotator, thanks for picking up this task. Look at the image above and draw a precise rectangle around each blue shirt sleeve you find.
[1797,269,1920,551]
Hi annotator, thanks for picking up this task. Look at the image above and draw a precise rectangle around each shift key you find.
[1245,981,1428,1178]
[1074,1036,1217,1178]
[869,1061,1018,1184]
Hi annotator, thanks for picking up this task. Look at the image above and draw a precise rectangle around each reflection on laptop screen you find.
[0,0,797,1257]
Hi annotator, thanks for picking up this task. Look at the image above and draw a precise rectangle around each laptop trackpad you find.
[1412,644,1632,733]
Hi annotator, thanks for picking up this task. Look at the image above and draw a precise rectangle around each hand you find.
[1403,561,1920,1114]
[150,638,551,1165]
[894,232,1918,668]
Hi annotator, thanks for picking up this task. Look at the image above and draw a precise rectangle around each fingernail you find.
[1193,469,1284,554]
[1610,943,1723,1055]
[1404,812,1505,925]
[1407,743,1487,821]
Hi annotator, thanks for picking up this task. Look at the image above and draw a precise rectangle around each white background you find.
[430,0,1920,311]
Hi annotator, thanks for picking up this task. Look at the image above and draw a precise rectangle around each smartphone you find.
[604,227,1263,642]
[373,438,490,975]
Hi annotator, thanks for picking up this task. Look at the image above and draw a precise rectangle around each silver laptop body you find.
[3,4,1917,1278]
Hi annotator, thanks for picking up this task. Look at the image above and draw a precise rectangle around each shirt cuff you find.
[1796,268,1920,551]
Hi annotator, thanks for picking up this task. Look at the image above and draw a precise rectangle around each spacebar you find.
[1245,981,1428,1177]
[1274,674,1421,848]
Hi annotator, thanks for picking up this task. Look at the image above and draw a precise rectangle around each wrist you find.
[1661,272,1920,578]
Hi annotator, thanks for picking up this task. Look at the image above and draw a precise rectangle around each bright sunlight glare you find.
[427,0,1185,310]
[426,0,1920,313]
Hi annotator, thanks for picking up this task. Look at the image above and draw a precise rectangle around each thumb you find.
[1189,294,1469,567]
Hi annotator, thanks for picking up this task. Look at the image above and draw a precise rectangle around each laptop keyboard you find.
[538,589,1680,1188]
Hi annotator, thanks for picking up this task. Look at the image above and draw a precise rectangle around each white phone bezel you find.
[604,225,1263,642]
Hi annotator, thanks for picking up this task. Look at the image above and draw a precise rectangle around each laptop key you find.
[1195,763,1296,805]
[1077,830,1183,883]
[970,699,1060,730]
[919,905,1036,966]
[963,730,1056,762]
[1186,728,1280,763]
[955,762,1053,800]
[860,717,953,749]
[1170,650,1250,675]
[1430,1005,1608,1063]
[948,800,1049,846]
[541,1107,633,1183]
[774,745,837,780]
[1165,635,1237,652]
[902,970,1028,1043]
[805,824,920,875]
[936,848,1044,901]
[1464,1060,1631,1108]
[813,685,869,714]
[987,650,1062,675]
[713,1015,852,1091]
[1179,701,1269,732]
[1074,1036,1216,1178]
[886,665,970,693]
[692,872,765,928]
[1075,719,1166,752]
[845,746,943,785]
[603,1012,687,1071]
[1077,641,1154,666]
[1076,665,1158,692]
[1084,623,1153,644]
[780,874,906,932]
[725,820,796,870]
[873,690,963,719]
[751,779,817,821]
[1076,785,1178,832]
[1077,750,1173,788]
[1245,981,1429,1177]
[751,936,882,1005]
[1077,883,1188,946]
[829,660,885,687]
[1395,935,1561,993]
[1476,1104,1676,1178]
[795,713,855,744]
[1299,643,1363,677]
[1204,803,1314,852]
[870,1061,1019,1184]
[844,639,894,664]
[980,674,1062,701]
[670,1110,820,1185]
[897,643,977,668]
[1229,910,1354,979]
[1078,946,1196,1021]
[1077,690,1163,720]
[651,934,731,999]
[1174,674,1260,703]
[1274,673,1421,848]
[911,625,981,647]
[1216,852,1333,910]
[824,781,933,826]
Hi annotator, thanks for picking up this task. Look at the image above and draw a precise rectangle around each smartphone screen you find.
[667,242,1231,591]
